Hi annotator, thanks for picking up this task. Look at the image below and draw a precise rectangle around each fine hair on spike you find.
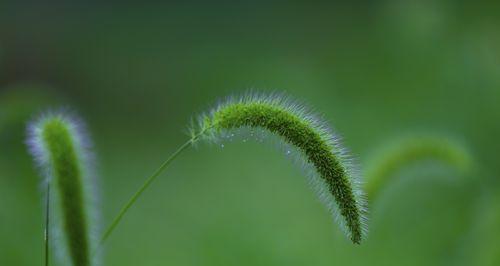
[27,110,99,266]
[364,135,473,201]
[195,92,367,243]
[99,91,367,249]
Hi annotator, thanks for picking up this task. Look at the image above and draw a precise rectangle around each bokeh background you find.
[1,1,500,265]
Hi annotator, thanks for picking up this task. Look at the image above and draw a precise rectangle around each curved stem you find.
[94,127,220,254]
[96,139,193,249]
[45,183,50,266]
[94,126,214,255]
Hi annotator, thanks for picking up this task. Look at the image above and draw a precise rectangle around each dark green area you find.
[1,1,499,266]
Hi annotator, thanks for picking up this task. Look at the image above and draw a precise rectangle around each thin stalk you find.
[96,134,202,250]
[45,183,50,266]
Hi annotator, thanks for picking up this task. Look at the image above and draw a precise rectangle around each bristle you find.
[191,92,368,243]
[26,110,99,266]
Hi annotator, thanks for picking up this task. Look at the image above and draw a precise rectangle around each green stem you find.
[97,139,193,249]
[94,126,213,255]
[96,126,217,253]
[45,183,50,266]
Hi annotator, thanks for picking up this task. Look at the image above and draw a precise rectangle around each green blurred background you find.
[1,1,499,265]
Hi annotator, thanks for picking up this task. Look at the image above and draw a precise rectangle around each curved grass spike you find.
[27,111,97,266]
[364,135,473,201]
[99,92,366,248]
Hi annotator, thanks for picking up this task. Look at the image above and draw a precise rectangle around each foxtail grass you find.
[364,135,472,200]
[99,92,367,247]
[27,111,99,266]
